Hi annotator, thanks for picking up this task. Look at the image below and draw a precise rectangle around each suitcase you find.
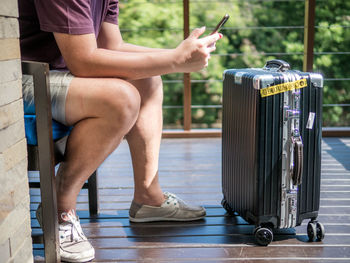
[221,60,325,246]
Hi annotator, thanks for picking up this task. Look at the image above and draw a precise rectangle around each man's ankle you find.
[133,193,165,207]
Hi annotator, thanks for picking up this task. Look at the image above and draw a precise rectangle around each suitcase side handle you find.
[264,60,291,72]
[292,137,303,185]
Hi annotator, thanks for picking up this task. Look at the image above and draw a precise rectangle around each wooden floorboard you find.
[31,137,350,262]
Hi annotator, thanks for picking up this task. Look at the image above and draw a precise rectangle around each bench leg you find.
[88,170,99,216]
[27,61,61,262]
[39,166,60,263]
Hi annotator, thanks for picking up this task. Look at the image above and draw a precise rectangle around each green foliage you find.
[119,0,350,128]
[314,1,350,126]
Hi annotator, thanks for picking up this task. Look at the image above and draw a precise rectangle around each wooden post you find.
[183,0,191,131]
[303,0,316,72]
[22,61,61,263]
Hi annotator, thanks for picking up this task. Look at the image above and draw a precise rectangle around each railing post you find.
[303,0,316,72]
[183,0,191,131]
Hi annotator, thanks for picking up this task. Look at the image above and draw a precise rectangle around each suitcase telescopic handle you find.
[292,137,303,185]
[265,60,291,72]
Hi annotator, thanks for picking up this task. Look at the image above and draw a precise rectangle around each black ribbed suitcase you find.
[221,60,325,245]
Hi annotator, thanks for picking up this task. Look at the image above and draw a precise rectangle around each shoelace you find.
[164,192,178,206]
[164,192,194,210]
[60,210,87,243]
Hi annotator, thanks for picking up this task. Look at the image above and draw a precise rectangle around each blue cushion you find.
[24,115,72,145]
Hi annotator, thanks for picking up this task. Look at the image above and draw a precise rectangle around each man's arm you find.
[54,25,221,80]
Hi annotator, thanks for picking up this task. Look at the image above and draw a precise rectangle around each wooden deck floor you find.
[30,137,350,262]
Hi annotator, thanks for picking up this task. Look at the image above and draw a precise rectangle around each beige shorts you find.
[22,71,74,125]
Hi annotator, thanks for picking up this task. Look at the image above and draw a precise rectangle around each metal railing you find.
[120,0,350,137]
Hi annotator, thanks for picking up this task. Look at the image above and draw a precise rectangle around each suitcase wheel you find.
[307,220,325,242]
[316,222,325,241]
[254,226,273,246]
[307,221,317,241]
[221,199,234,215]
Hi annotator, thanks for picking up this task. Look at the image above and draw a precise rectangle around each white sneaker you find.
[129,192,206,222]
[36,204,95,262]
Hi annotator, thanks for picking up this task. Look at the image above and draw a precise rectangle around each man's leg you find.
[125,76,206,222]
[55,77,141,217]
[125,76,165,206]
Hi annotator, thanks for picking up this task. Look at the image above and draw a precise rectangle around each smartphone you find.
[211,14,230,35]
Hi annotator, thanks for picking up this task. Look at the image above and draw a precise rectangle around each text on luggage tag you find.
[260,79,308,98]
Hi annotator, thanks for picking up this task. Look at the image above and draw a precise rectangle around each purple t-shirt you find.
[19,0,119,70]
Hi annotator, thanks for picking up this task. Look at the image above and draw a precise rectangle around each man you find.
[19,0,222,262]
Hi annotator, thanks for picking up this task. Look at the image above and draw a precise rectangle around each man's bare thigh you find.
[65,77,140,126]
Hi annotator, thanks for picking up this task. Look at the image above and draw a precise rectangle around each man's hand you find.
[174,27,222,73]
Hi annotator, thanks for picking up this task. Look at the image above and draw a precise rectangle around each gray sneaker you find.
[36,204,95,263]
[129,192,206,222]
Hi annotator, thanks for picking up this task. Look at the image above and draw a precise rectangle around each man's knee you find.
[101,80,141,128]
[130,76,163,105]
[146,76,163,103]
